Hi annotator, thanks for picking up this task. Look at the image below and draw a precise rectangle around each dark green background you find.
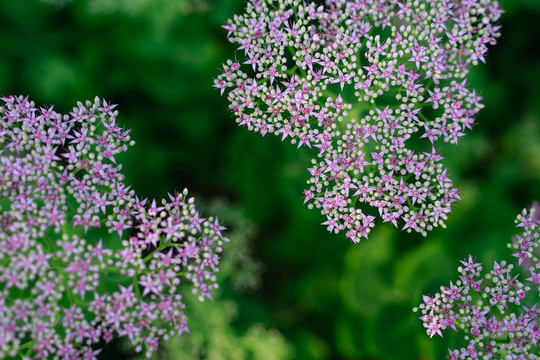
[1,0,539,358]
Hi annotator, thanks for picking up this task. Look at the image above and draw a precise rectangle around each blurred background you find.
[1,0,539,359]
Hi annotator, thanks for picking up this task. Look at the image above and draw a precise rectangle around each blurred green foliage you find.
[1,0,539,359]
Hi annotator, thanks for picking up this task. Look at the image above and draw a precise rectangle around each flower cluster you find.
[0,96,228,359]
[215,0,502,242]
[415,206,540,359]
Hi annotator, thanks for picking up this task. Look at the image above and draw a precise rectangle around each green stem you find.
[17,341,34,351]
[133,275,143,302]
[143,240,187,263]
[16,340,35,358]
[285,65,299,76]
[418,112,430,123]
[42,234,54,253]
[143,241,170,263]
[25,344,33,357]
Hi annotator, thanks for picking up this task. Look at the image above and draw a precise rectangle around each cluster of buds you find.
[215,0,502,242]
[415,206,540,359]
[0,96,228,359]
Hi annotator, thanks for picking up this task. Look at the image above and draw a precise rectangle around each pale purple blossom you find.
[415,206,540,358]
[216,0,502,242]
[0,96,228,359]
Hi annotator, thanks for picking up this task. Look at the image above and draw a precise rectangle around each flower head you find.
[415,205,540,358]
[0,96,228,358]
[216,0,502,242]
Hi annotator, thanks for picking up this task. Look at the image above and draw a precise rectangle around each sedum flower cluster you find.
[215,0,502,242]
[0,96,228,359]
[415,206,540,359]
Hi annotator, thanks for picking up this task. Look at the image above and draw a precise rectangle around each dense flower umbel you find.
[0,96,228,359]
[415,207,540,359]
[215,0,502,242]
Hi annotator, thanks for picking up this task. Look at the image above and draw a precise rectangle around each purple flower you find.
[415,205,540,358]
[216,0,502,242]
[0,96,229,358]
